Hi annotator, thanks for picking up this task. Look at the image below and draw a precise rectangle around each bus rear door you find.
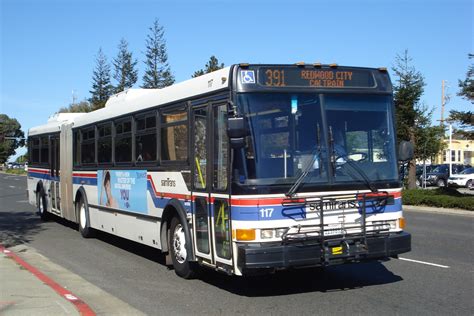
[49,135,61,215]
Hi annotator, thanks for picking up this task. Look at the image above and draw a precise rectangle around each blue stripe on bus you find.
[229,199,402,221]
[47,174,403,221]
[28,172,60,181]
[72,177,98,186]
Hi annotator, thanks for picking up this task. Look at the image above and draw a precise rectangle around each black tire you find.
[436,179,446,187]
[37,189,49,221]
[169,216,196,279]
[77,197,94,238]
[466,179,473,190]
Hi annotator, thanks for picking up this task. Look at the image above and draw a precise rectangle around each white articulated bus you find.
[27,64,412,278]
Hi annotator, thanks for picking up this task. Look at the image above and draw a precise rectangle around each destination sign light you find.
[258,67,376,88]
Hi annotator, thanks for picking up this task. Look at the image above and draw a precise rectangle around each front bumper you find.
[237,232,411,272]
[447,179,467,187]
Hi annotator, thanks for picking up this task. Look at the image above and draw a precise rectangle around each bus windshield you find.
[233,93,398,190]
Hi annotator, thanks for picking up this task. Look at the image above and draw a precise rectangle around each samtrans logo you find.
[308,199,358,211]
[161,178,176,187]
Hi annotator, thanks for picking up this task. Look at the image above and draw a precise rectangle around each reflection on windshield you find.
[325,94,398,183]
[233,93,398,188]
[234,93,327,186]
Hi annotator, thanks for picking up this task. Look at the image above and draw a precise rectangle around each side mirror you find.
[227,116,249,148]
[398,141,414,161]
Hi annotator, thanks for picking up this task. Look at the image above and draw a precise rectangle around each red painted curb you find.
[0,245,96,316]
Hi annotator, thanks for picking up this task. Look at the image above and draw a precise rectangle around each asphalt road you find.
[1,173,473,315]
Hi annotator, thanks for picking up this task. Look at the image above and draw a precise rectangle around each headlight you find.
[260,229,274,239]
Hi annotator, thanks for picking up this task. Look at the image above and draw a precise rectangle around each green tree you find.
[113,38,138,93]
[142,19,175,88]
[192,56,225,78]
[89,48,113,110]
[16,154,28,163]
[448,54,473,140]
[58,100,92,113]
[414,104,446,162]
[0,114,25,164]
[393,50,426,189]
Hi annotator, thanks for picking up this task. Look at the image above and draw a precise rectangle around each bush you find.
[403,188,474,211]
[5,169,27,175]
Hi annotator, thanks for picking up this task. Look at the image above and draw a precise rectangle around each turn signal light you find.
[398,217,406,229]
[235,229,256,241]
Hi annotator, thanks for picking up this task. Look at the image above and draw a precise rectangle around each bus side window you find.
[30,137,40,164]
[115,118,132,163]
[40,136,49,165]
[160,106,188,162]
[81,127,96,164]
[135,113,157,163]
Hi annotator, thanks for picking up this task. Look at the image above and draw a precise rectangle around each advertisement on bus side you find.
[98,170,148,214]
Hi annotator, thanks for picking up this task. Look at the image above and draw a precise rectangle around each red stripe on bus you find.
[230,191,401,206]
[72,173,97,178]
[28,168,50,174]
[0,245,96,316]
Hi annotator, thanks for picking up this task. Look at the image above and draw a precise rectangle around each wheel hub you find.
[80,205,86,229]
[173,224,187,264]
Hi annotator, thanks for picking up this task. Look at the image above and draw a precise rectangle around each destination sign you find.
[258,67,376,88]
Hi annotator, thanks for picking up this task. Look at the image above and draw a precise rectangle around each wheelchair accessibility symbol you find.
[240,70,255,84]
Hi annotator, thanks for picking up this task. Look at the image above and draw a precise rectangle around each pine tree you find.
[89,48,113,110]
[142,19,175,88]
[192,56,225,78]
[58,100,92,113]
[393,50,426,189]
[113,38,138,93]
[448,54,474,140]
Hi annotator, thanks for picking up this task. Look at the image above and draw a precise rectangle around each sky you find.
[1,0,472,160]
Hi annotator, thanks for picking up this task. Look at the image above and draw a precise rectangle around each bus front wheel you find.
[77,197,94,238]
[169,216,196,279]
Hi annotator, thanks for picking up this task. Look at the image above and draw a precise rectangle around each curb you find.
[0,244,96,316]
[403,205,473,217]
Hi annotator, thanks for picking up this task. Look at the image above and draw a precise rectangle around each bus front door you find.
[49,135,61,215]
[192,102,232,269]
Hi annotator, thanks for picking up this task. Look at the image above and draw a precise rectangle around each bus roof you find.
[29,112,86,136]
[72,67,231,129]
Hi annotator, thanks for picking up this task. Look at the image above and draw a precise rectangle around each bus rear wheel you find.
[169,216,196,279]
[77,197,94,238]
[37,190,49,221]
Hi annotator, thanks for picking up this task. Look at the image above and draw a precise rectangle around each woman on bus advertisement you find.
[98,170,148,214]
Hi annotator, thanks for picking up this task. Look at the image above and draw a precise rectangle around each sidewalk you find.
[0,244,144,316]
[0,246,84,316]
[403,204,473,216]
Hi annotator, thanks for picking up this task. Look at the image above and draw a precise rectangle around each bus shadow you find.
[0,211,46,247]
[46,216,402,297]
[197,261,403,297]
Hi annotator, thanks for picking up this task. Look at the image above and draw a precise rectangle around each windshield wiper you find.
[286,124,322,197]
[328,126,378,193]
[285,148,321,197]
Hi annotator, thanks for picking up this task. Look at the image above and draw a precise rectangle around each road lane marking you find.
[8,185,16,189]
[398,257,450,269]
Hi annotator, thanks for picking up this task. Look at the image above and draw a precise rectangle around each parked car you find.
[415,164,437,187]
[448,167,474,189]
[423,164,471,187]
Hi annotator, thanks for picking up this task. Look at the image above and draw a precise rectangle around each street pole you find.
[440,80,445,126]
[449,124,452,177]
